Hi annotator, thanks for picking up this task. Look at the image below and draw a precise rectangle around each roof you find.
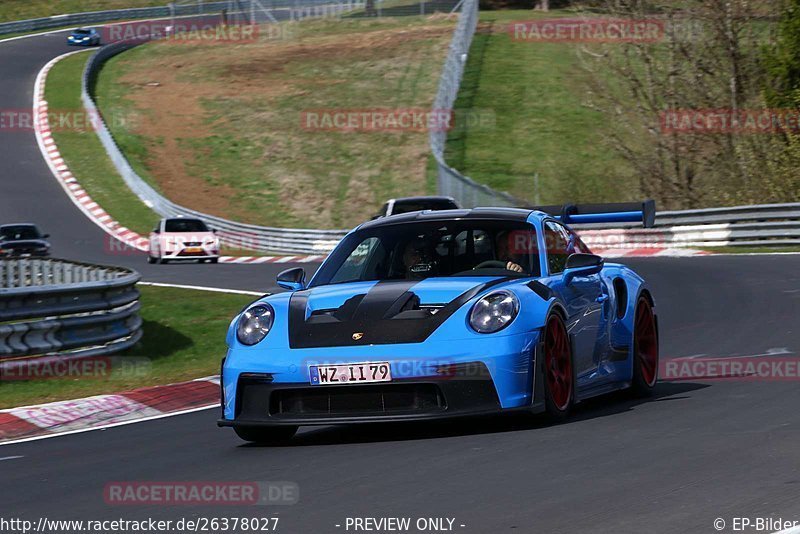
[358,207,533,231]
[390,196,457,203]
[0,223,38,228]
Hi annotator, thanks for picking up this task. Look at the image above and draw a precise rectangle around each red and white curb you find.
[0,376,220,444]
[32,52,325,265]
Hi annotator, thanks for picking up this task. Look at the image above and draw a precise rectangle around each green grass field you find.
[0,285,254,409]
[444,9,636,206]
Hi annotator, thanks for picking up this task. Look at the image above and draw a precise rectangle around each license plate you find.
[309,362,392,386]
[184,247,203,253]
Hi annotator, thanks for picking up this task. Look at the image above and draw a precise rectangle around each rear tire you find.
[234,425,297,444]
[147,255,156,264]
[209,258,219,264]
[542,314,574,421]
[631,296,659,397]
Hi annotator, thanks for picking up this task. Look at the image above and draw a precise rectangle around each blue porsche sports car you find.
[67,27,101,46]
[219,202,659,443]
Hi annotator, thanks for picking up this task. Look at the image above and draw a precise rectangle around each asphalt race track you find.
[2,31,800,534]
[0,30,298,294]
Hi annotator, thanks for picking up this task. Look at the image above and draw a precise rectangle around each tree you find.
[578,0,786,208]
[763,0,800,110]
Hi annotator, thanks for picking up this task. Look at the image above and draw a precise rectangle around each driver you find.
[495,231,525,273]
[401,237,437,279]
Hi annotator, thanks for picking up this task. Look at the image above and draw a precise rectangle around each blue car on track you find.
[67,27,100,46]
[219,202,660,443]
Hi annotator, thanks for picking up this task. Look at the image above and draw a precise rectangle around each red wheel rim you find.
[635,298,658,387]
[544,316,572,411]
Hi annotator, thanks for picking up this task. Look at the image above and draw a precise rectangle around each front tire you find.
[234,425,298,444]
[542,314,574,421]
[631,296,658,396]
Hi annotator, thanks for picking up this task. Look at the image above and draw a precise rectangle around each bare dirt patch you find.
[104,19,454,228]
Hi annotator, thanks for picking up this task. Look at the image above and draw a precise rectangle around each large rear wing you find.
[531,200,656,228]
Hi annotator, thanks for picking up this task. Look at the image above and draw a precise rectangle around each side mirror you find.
[277,267,306,291]
[42,234,50,238]
[212,229,218,234]
[563,253,603,285]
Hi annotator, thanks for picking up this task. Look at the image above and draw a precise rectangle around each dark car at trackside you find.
[373,196,460,219]
[0,224,51,258]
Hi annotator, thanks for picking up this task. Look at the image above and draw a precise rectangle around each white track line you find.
[0,404,216,447]
[0,28,71,45]
[137,281,264,296]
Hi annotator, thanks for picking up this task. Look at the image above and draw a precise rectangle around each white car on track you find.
[148,217,220,264]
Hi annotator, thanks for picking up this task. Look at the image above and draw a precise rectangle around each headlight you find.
[469,290,519,334]
[236,304,274,345]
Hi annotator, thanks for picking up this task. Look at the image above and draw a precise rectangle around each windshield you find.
[164,219,209,233]
[0,225,40,241]
[73,29,91,35]
[311,220,540,287]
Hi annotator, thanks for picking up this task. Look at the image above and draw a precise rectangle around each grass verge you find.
[0,285,254,409]
[46,51,160,236]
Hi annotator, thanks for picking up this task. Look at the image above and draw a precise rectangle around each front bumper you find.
[219,330,544,427]
[218,364,508,427]
[162,249,219,260]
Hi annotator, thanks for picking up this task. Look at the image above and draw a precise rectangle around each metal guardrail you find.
[428,0,525,209]
[0,2,228,36]
[0,259,142,361]
[573,203,800,249]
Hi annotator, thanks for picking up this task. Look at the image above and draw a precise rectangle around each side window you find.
[330,237,383,283]
[544,221,570,275]
[565,227,591,255]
